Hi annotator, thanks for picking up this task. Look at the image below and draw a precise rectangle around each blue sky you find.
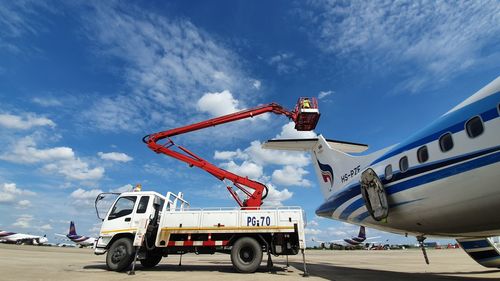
[0,0,499,245]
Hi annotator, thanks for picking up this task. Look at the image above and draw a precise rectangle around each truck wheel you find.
[140,254,162,268]
[231,237,263,273]
[106,237,134,272]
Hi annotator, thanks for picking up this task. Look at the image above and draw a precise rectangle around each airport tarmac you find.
[1,244,500,281]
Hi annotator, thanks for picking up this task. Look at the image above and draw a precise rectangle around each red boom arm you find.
[143,99,319,209]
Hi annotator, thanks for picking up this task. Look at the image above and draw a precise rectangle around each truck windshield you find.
[108,196,137,220]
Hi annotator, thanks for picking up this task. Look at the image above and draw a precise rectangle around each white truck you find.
[94,190,307,273]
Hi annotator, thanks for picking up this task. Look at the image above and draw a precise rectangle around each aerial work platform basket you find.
[294,97,320,131]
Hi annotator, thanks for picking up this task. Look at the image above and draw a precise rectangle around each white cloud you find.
[70,188,103,200]
[2,183,36,196]
[268,52,305,74]
[318,90,333,99]
[262,184,293,207]
[220,160,263,179]
[0,192,15,203]
[197,90,241,117]
[98,152,133,162]
[0,2,55,53]
[272,165,312,187]
[43,159,104,181]
[1,137,73,164]
[32,97,62,107]
[328,229,348,237]
[252,80,261,90]
[215,140,311,168]
[214,149,246,161]
[82,2,250,132]
[143,163,174,178]
[0,183,35,204]
[1,136,104,181]
[70,188,104,207]
[307,0,500,92]
[13,215,33,228]
[0,113,55,130]
[305,228,323,235]
[275,122,317,139]
[17,200,31,208]
[308,220,319,227]
[110,184,133,193]
[39,224,52,230]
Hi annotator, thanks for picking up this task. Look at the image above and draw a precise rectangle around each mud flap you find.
[360,168,388,221]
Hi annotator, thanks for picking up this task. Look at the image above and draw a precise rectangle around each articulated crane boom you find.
[143,98,320,209]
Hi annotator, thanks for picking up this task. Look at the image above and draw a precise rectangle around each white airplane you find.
[313,226,380,247]
[264,76,500,267]
[0,230,48,245]
[55,221,96,248]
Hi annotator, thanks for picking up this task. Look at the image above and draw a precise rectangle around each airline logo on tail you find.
[317,159,334,190]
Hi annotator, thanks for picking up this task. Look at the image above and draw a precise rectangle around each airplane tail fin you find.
[69,221,77,236]
[358,226,366,239]
[263,135,387,199]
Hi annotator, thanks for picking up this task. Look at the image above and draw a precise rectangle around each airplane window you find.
[465,116,484,138]
[137,196,150,214]
[417,146,429,163]
[439,133,454,152]
[385,164,393,180]
[399,156,409,172]
[108,196,137,220]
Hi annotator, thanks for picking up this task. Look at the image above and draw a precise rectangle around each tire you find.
[106,237,135,272]
[140,253,162,268]
[230,237,263,273]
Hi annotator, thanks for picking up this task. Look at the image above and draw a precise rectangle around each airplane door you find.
[360,168,389,221]
[101,195,138,234]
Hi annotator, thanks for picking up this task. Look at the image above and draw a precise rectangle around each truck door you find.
[101,195,138,234]
[129,195,152,230]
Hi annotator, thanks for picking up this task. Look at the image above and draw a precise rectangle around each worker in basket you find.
[302,98,311,109]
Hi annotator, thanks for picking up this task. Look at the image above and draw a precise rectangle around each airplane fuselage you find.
[67,235,96,247]
[315,79,500,238]
[0,231,48,244]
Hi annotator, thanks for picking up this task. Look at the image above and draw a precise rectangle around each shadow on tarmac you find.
[288,261,500,281]
[82,259,500,280]
[83,262,290,275]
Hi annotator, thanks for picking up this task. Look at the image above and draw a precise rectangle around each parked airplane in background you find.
[0,230,48,245]
[264,76,500,268]
[313,226,380,248]
[343,226,380,246]
[55,221,96,248]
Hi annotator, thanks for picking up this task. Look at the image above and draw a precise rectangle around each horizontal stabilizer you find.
[262,138,368,153]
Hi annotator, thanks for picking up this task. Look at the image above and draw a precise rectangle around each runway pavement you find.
[1,243,500,281]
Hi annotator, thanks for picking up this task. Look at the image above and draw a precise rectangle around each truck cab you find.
[94,191,164,255]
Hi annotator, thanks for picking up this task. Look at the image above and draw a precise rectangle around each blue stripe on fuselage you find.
[316,144,500,218]
[371,92,500,165]
[345,148,500,221]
